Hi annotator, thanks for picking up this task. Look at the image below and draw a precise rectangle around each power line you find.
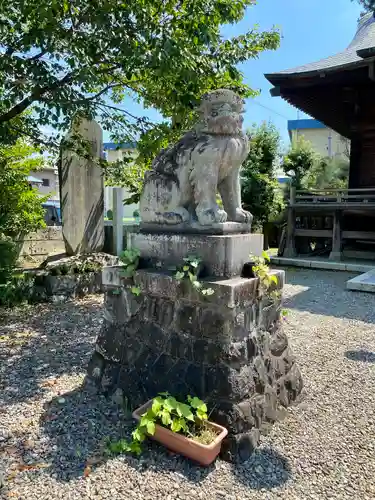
[248,99,292,120]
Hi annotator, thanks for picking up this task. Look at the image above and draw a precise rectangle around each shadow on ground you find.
[38,385,291,490]
[281,268,375,323]
[345,350,375,363]
[0,298,102,407]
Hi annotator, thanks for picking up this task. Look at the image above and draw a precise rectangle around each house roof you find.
[265,12,375,82]
[287,119,326,131]
[27,175,43,184]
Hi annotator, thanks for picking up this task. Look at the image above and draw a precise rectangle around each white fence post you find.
[112,187,124,256]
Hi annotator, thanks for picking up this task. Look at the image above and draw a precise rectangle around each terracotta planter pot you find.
[132,400,228,466]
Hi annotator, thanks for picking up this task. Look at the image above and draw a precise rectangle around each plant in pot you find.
[108,393,227,466]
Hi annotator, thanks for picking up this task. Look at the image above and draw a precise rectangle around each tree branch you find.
[29,50,47,61]
[97,102,152,125]
[0,72,74,123]
[8,124,59,149]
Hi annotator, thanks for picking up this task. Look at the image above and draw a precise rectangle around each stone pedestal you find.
[87,262,303,462]
[61,118,104,255]
[128,230,263,278]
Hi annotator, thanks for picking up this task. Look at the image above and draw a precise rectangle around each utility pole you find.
[328,129,333,158]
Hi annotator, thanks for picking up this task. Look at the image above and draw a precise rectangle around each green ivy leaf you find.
[146,421,156,435]
[132,427,146,442]
[152,397,164,414]
[174,271,185,281]
[129,441,142,455]
[176,402,194,421]
[196,408,208,420]
[160,409,172,426]
[262,250,270,263]
[188,396,206,411]
[130,286,141,296]
[171,419,182,433]
[163,396,178,412]
[201,288,214,296]
[192,280,202,289]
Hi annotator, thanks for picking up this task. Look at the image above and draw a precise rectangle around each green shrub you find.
[0,236,18,283]
[0,141,47,306]
[0,272,35,307]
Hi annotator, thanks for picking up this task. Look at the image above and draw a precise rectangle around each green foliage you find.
[283,136,317,190]
[0,140,46,304]
[119,247,141,296]
[107,393,212,457]
[301,156,349,191]
[0,0,280,201]
[251,251,279,298]
[0,141,47,236]
[119,248,140,278]
[354,0,375,12]
[0,272,35,307]
[241,122,284,230]
[48,261,102,276]
[174,256,214,297]
[0,237,18,284]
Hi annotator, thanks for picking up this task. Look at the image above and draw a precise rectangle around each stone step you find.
[346,269,375,293]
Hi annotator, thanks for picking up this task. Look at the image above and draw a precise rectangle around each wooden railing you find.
[290,187,375,206]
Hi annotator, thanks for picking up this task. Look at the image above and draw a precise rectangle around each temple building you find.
[265,11,375,259]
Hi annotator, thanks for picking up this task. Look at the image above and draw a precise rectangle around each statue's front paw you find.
[234,208,253,224]
[198,208,227,226]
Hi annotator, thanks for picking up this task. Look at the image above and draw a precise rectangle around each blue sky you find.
[103,0,363,149]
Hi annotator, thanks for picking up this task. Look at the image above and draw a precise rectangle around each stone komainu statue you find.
[140,89,252,227]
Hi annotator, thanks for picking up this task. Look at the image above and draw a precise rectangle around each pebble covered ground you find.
[1,268,375,500]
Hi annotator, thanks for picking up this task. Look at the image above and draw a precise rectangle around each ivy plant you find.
[174,256,214,297]
[108,393,215,456]
[119,248,141,296]
[250,251,279,298]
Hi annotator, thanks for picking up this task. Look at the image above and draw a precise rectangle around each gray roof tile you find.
[267,12,375,78]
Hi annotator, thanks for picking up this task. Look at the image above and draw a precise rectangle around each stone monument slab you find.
[61,118,104,255]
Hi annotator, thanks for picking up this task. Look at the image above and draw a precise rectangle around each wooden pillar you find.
[329,210,342,261]
[349,135,361,189]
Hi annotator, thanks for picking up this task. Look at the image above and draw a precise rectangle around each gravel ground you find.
[1,268,375,500]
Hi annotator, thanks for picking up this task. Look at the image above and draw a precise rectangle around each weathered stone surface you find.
[140,221,252,235]
[86,265,303,462]
[127,232,263,278]
[61,118,104,255]
[139,89,252,228]
[17,227,65,268]
[31,253,118,303]
[33,272,101,303]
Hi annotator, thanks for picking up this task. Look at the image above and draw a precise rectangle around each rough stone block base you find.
[86,266,303,462]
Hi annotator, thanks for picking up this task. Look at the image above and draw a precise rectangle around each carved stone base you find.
[127,231,263,278]
[139,221,252,235]
[86,266,303,462]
